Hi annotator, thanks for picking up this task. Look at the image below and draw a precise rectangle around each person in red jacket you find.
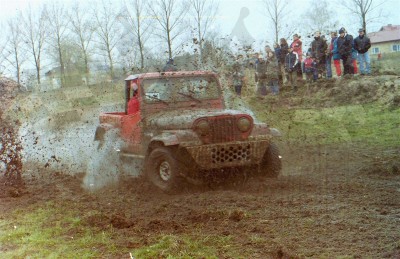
[127,83,140,114]
[290,33,303,80]
[303,52,317,83]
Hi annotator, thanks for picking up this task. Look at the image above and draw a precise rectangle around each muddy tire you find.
[145,147,185,193]
[259,143,282,178]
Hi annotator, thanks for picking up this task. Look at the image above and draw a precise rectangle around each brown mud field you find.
[1,143,400,258]
[1,76,400,258]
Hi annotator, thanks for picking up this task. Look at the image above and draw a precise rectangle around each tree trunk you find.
[36,61,41,85]
[197,18,203,69]
[14,47,21,86]
[58,46,65,87]
[138,33,144,69]
[108,50,114,78]
[362,14,367,34]
[139,44,144,70]
[167,29,172,60]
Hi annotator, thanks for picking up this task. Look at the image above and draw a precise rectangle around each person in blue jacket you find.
[332,36,342,77]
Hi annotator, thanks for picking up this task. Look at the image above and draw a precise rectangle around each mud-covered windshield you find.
[141,76,220,103]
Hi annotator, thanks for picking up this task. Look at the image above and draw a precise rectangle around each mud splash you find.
[0,78,23,186]
[0,120,23,185]
[19,120,140,191]
[83,129,141,191]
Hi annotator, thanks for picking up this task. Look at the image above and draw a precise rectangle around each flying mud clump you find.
[0,77,23,186]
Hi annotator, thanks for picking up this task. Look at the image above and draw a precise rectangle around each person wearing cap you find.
[354,28,371,75]
[290,34,303,80]
[336,27,354,75]
[127,82,140,114]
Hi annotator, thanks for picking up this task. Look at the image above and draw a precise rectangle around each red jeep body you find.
[95,71,281,191]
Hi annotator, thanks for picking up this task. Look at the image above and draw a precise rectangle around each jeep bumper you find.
[185,140,269,170]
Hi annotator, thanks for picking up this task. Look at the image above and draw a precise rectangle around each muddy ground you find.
[1,143,400,258]
[1,76,400,258]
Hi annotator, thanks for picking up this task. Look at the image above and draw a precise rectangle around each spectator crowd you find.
[231,27,372,97]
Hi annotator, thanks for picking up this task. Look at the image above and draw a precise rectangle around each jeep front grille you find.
[211,144,251,164]
[210,117,236,142]
[185,140,269,169]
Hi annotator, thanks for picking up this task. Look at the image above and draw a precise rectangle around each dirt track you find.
[1,76,400,257]
[2,142,399,258]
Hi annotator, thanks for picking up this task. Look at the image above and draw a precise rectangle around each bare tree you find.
[22,5,47,85]
[4,16,27,86]
[148,0,188,60]
[301,0,338,35]
[188,0,219,67]
[46,2,70,87]
[0,31,9,76]
[93,0,122,78]
[341,0,387,33]
[122,0,152,69]
[70,2,95,80]
[262,0,290,44]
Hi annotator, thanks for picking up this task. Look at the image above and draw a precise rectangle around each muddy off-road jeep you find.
[95,71,282,192]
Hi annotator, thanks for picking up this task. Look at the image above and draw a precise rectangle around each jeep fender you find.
[269,127,282,137]
[150,130,200,147]
[250,123,282,138]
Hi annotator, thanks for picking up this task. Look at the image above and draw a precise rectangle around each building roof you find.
[368,24,400,44]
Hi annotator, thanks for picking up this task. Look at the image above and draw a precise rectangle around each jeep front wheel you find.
[259,143,282,178]
[145,147,185,193]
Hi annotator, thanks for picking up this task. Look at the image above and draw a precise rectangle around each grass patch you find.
[371,52,400,75]
[0,202,243,258]
[132,234,232,259]
[248,100,400,147]
[0,202,120,258]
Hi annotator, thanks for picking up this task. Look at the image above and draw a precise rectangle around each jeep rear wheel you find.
[145,147,185,193]
[259,143,282,178]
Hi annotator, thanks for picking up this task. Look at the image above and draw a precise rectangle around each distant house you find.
[368,24,400,55]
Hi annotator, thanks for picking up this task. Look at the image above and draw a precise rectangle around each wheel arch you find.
[145,132,183,156]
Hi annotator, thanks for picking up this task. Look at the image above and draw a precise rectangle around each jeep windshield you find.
[141,76,220,104]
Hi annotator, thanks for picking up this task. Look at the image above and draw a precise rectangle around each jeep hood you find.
[145,109,250,130]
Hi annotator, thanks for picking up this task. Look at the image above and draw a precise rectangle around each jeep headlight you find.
[237,117,251,132]
[196,119,210,136]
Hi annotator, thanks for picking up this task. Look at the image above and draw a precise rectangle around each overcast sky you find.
[1,0,399,41]
[0,0,399,53]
